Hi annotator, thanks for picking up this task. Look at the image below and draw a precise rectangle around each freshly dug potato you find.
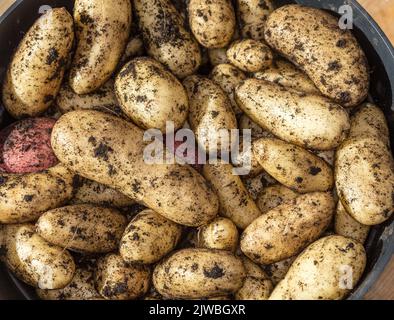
[264,5,369,107]
[269,235,366,300]
[0,165,76,224]
[235,79,350,150]
[134,0,201,78]
[188,0,236,48]
[241,192,335,265]
[2,8,74,118]
[120,35,145,65]
[36,204,127,253]
[232,142,263,177]
[334,201,370,244]
[209,48,229,66]
[254,59,319,94]
[120,209,183,264]
[256,184,299,214]
[335,137,394,225]
[203,161,262,229]
[238,114,273,140]
[153,248,246,299]
[235,277,273,300]
[70,0,132,94]
[243,171,277,200]
[95,254,151,300]
[253,138,334,193]
[115,58,189,131]
[197,217,239,252]
[227,39,273,72]
[263,256,297,285]
[51,110,219,227]
[183,76,237,154]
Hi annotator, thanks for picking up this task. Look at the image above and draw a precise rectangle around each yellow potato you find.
[243,171,277,200]
[256,184,299,213]
[235,277,273,300]
[238,114,274,140]
[264,256,297,285]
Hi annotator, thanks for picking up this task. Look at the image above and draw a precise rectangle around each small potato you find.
[120,209,183,264]
[115,57,189,131]
[269,235,366,300]
[263,256,296,285]
[197,217,239,252]
[241,192,335,265]
[243,171,277,200]
[70,0,132,94]
[264,5,369,107]
[2,8,74,118]
[209,48,229,66]
[153,248,246,299]
[235,79,350,150]
[36,204,127,253]
[238,114,273,140]
[334,201,370,244]
[203,161,262,229]
[227,39,273,72]
[256,184,299,213]
[188,0,236,48]
[253,138,334,193]
[235,277,273,300]
[232,142,264,177]
[95,254,151,300]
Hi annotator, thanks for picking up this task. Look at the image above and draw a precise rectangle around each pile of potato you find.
[0,0,393,300]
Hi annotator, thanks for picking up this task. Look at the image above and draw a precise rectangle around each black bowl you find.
[0,0,393,300]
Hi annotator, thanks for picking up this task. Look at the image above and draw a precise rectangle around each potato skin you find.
[264,5,369,107]
[253,138,334,193]
[51,110,219,227]
[70,0,132,94]
[263,256,296,285]
[256,184,299,213]
[243,171,277,200]
[239,114,273,140]
[269,235,366,300]
[188,0,236,48]
[241,192,335,265]
[95,254,151,300]
[134,0,201,78]
[235,79,350,150]
[120,209,183,264]
[153,248,246,299]
[2,8,74,118]
[115,57,189,131]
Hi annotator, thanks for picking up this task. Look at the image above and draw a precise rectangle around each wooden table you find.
[0,0,393,300]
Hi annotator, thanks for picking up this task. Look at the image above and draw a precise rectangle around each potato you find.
[197,217,239,252]
[210,64,247,116]
[256,184,299,213]
[188,0,236,48]
[269,235,366,300]
[0,165,76,224]
[203,161,262,229]
[238,114,273,140]
[36,204,127,253]
[95,254,151,300]
[70,0,132,94]
[264,5,369,107]
[209,48,229,66]
[232,142,264,177]
[2,8,74,118]
[51,110,219,227]
[334,201,370,244]
[335,137,394,225]
[183,76,237,154]
[254,59,319,94]
[235,79,350,150]
[135,0,201,78]
[253,138,334,193]
[115,57,189,131]
[235,277,273,300]
[2,224,75,289]
[120,209,183,264]
[263,256,296,285]
[153,248,246,299]
[227,39,273,72]
[243,171,277,200]
[120,35,145,65]
[241,192,335,265]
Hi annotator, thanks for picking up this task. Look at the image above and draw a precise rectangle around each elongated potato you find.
[263,256,296,285]
[236,79,350,150]
[256,184,299,213]
[135,0,201,78]
[70,0,132,94]
[2,8,74,118]
[335,137,394,225]
[51,110,219,227]
[269,235,366,300]
[253,138,334,193]
[120,209,183,264]
[0,165,76,224]
[241,192,335,264]
[239,114,273,140]
[203,161,262,229]
[115,58,189,131]
[153,248,246,299]
[264,5,369,107]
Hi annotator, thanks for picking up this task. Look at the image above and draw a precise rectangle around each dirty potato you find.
[256,184,299,213]
[263,256,297,285]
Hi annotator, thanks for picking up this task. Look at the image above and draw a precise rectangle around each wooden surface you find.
[0,0,393,300]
